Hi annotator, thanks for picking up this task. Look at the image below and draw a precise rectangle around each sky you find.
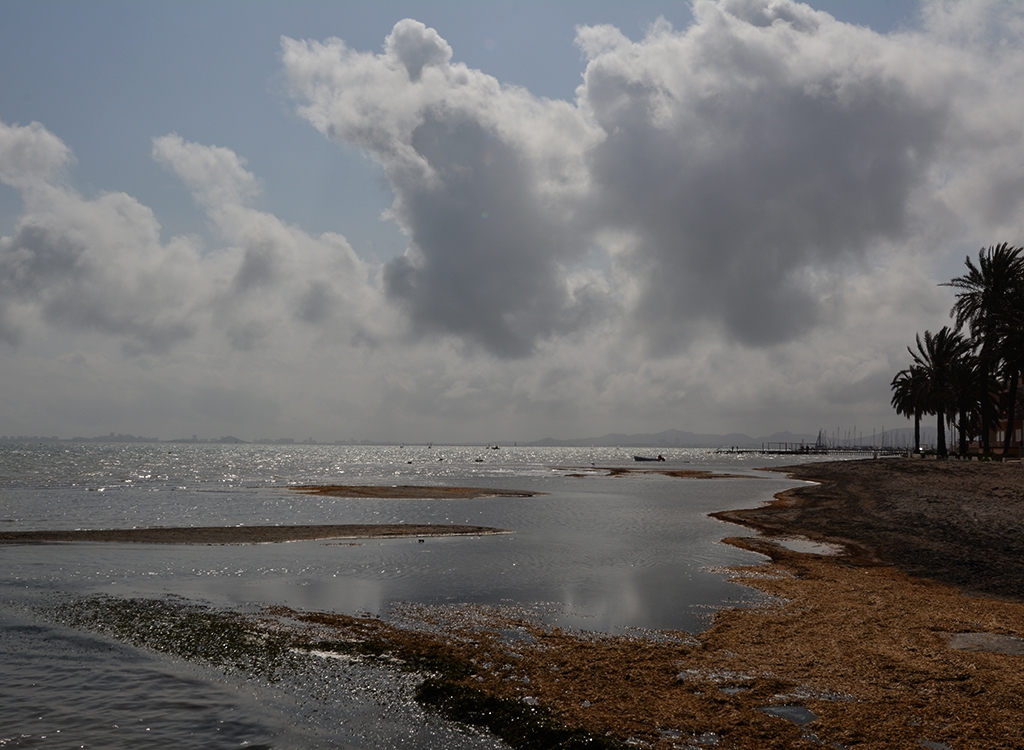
[2,0,1023,444]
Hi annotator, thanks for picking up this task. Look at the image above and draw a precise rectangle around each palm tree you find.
[891,366,927,452]
[995,304,1024,455]
[908,327,973,459]
[944,243,1024,454]
[949,351,984,456]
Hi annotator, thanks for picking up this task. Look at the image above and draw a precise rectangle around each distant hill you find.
[525,429,821,448]
[527,426,937,449]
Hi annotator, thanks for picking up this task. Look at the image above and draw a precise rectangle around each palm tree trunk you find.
[980,359,991,454]
[1003,369,1019,457]
[937,408,947,459]
[914,410,921,452]
[959,401,968,456]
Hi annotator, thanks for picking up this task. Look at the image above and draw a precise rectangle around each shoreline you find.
[274,460,1024,747]
[714,458,1024,600]
[33,461,1024,747]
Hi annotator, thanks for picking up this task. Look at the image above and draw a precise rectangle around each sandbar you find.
[290,484,540,498]
[273,459,1024,747]
[42,460,1024,747]
[556,466,751,479]
[0,523,508,545]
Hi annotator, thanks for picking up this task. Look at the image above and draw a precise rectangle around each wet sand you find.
[41,463,1024,747]
[0,484,532,544]
[290,484,540,499]
[268,459,1024,748]
[716,458,1024,599]
[0,524,508,545]
[555,466,752,479]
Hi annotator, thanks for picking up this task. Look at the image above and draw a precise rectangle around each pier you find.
[716,443,908,457]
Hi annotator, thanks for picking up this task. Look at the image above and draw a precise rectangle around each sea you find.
[0,442,824,748]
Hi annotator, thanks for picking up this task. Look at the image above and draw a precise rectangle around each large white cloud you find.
[283,19,609,357]
[285,1,1024,359]
[0,121,205,350]
[0,121,389,355]
[151,133,391,349]
[4,1,1024,442]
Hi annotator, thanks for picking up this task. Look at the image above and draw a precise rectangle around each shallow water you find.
[0,442,818,748]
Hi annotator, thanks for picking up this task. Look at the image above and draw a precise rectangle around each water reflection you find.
[0,444,815,748]
[2,470,786,634]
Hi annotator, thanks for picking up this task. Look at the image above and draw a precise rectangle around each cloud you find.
[152,134,391,348]
[152,134,259,209]
[0,120,205,350]
[286,2,1024,359]
[5,2,1024,442]
[283,20,608,357]
[578,5,954,348]
[0,120,388,355]
[0,119,73,191]
[386,17,453,82]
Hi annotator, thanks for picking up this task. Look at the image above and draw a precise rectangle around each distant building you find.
[970,378,1024,457]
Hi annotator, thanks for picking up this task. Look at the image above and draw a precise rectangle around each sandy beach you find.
[716,458,1024,599]
[265,460,1024,748]
[39,462,1024,748]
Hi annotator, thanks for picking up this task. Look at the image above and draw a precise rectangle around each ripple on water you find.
[0,599,508,749]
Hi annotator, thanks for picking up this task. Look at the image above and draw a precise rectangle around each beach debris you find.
[676,668,756,684]
[756,704,817,725]
[769,537,846,556]
[947,631,1024,655]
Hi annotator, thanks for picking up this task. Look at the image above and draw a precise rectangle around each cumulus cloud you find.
[578,4,955,348]
[152,134,259,209]
[285,1,1024,358]
[283,19,608,357]
[0,120,388,354]
[0,119,73,190]
[0,121,204,350]
[152,134,391,348]
[6,1,1024,441]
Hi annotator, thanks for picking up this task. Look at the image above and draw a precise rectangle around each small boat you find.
[633,454,666,462]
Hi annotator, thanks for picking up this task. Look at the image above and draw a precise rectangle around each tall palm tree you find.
[891,366,927,451]
[949,351,984,456]
[996,302,1024,455]
[909,327,973,459]
[944,243,1024,454]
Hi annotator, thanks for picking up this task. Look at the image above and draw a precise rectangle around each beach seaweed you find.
[46,595,296,681]
[42,594,627,749]
[415,679,623,749]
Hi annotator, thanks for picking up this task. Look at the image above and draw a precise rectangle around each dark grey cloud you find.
[285,21,608,358]
[287,4,1013,359]
[0,222,196,353]
[580,8,949,349]
[382,114,593,357]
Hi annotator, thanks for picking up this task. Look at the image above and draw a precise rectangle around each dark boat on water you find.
[633,454,666,462]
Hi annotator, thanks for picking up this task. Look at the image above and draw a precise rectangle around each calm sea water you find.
[0,443,818,748]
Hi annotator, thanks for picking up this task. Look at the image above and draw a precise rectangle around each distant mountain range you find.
[526,429,817,448]
[2,426,934,448]
[526,427,934,448]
